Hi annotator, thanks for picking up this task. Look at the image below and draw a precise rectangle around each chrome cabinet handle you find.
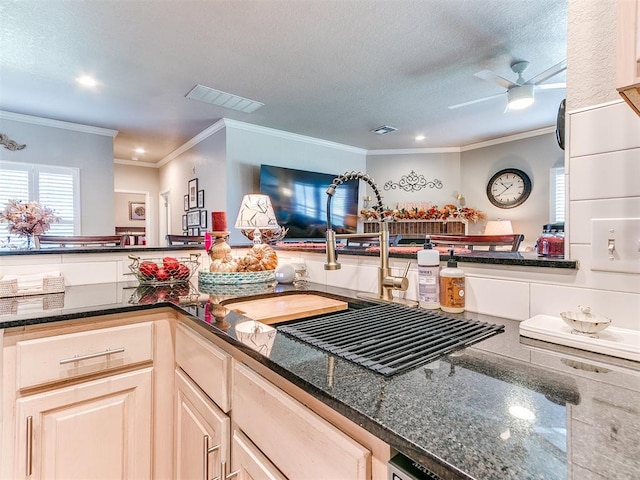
[59,347,125,365]
[214,462,239,480]
[203,434,220,480]
[26,416,33,476]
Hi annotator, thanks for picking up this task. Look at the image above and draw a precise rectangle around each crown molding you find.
[114,158,159,168]
[157,118,226,167]
[223,118,368,155]
[367,146,461,156]
[0,110,118,137]
[459,126,556,151]
[154,117,557,167]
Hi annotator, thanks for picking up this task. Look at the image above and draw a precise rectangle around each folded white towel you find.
[2,271,62,290]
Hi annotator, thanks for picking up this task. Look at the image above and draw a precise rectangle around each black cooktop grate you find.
[277,303,504,376]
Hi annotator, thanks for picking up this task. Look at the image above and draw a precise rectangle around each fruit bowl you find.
[128,254,200,285]
[560,306,612,338]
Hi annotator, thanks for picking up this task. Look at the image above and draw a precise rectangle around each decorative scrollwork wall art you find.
[383,170,442,192]
[0,134,26,151]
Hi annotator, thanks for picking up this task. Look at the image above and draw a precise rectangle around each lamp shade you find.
[235,194,279,230]
[484,220,514,235]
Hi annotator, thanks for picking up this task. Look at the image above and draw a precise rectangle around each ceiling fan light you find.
[507,84,535,110]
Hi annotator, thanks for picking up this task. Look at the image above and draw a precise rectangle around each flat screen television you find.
[259,164,360,239]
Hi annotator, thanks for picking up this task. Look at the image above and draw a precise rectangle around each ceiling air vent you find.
[186,84,264,113]
[370,125,398,135]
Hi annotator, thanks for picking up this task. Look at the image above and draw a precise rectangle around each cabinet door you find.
[15,368,152,479]
[175,323,231,412]
[231,428,288,480]
[233,362,371,480]
[175,369,230,480]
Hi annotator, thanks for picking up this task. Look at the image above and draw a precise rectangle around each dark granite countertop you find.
[273,244,578,269]
[1,281,636,479]
[0,243,578,269]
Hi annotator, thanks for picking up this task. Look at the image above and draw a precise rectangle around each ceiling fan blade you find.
[448,93,504,110]
[536,82,566,90]
[528,59,567,85]
[474,70,518,89]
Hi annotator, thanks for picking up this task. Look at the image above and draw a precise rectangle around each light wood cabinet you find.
[174,369,230,480]
[175,323,231,412]
[14,321,153,390]
[617,0,640,115]
[232,361,371,480]
[14,368,152,479]
[1,312,171,480]
[231,429,287,480]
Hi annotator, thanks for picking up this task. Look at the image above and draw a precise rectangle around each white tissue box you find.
[0,272,65,298]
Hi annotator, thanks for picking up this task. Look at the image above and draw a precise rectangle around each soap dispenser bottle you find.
[417,236,440,309]
[439,249,465,313]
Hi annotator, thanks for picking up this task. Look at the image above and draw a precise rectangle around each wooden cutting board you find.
[224,294,348,325]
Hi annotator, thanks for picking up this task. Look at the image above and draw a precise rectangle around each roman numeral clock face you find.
[486,168,532,209]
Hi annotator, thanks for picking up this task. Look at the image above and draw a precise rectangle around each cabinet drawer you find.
[233,362,371,480]
[175,324,231,412]
[232,428,287,480]
[16,322,153,390]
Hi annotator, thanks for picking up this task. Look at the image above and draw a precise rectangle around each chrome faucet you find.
[325,171,409,301]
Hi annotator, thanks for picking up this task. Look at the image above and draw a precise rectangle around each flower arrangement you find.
[360,204,486,223]
[0,200,59,236]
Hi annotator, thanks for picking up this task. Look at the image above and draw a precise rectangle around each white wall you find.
[114,163,160,245]
[461,132,563,248]
[158,126,227,239]
[366,151,461,208]
[567,0,619,109]
[0,113,116,235]
[218,121,367,245]
[114,192,145,227]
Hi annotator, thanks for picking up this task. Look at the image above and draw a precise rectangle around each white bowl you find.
[234,321,277,356]
[560,308,612,337]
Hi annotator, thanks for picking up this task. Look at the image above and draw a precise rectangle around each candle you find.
[212,211,227,232]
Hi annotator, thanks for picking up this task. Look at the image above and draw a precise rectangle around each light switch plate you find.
[590,218,640,274]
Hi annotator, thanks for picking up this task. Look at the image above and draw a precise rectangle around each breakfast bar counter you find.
[1,280,637,480]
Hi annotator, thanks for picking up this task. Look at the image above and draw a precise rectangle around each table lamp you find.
[484,220,514,235]
[235,194,286,244]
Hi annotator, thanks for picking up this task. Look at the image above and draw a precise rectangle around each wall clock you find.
[486,168,532,209]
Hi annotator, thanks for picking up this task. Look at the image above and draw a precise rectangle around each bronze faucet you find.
[325,171,409,301]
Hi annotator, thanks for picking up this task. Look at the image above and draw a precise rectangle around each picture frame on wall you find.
[188,178,198,209]
[183,195,189,212]
[129,202,146,221]
[187,210,200,227]
[197,190,205,208]
[182,215,187,231]
[200,210,207,228]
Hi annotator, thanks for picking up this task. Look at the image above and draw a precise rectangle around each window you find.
[0,161,79,241]
[550,166,565,223]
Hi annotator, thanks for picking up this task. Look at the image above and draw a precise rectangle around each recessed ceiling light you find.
[415,135,426,141]
[370,125,398,135]
[134,148,145,154]
[76,75,98,88]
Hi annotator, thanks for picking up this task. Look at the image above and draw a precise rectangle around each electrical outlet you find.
[590,218,640,274]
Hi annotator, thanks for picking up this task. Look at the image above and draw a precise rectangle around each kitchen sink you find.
[221,291,505,377]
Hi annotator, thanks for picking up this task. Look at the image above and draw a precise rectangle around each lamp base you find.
[239,226,288,245]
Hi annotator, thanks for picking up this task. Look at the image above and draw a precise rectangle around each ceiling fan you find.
[448,59,567,111]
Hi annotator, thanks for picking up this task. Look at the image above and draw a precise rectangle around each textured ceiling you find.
[0,0,567,164]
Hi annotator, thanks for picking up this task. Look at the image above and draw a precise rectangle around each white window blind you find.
[0,161,79,241]
[550,166,565,223]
